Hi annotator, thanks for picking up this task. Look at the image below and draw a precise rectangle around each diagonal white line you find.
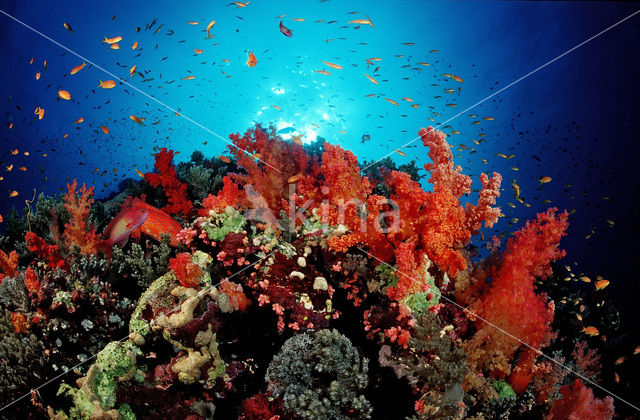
[0,9,282,174]
[362,8,640,172]
[357,246,640,413]
[0,247,279,412]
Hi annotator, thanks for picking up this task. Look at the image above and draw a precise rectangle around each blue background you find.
[1,1,639,331]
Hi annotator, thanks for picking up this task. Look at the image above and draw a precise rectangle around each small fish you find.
[322,60,342,70]
[418,62,430,66]
[411,104,419,109]
[11,149,18,155]
[349,15,374,28]
[394,149,407,157]
[102,35,123,44]
[194,48,203,54]
[187,21,199,25]
[451,75,463,83]
[70,62,86,75]
[98,80,117,89]
[279,21,292,37]
[134,169,145,178]
[63,22,73,32]
[110,43,120,49]
[430,49,439,53]
[58,90,71,100]
[288,173,303,183]
[9,191,18,198]
[539,176,552,184]
[583,326,599,336]
[364,93,376,98]
[74,117,84,124]
[247,51,257,67]
[218,155,231,163]
[595,279,609,290]
[634,345,640,355]
[101,125,110,134]
[35,72,41,80]
[206,20,216,38]
[130,115,145,125]
[483,116,494,120]
[129,65,137,78]
[444,88,455,93]
[364,73,378,84]
[18,166,27,172]
[615,356,626,365]
[384,98,398,106]
[233,1,250,7]
[132,41,138,50]
[291,18,304,22]
[272,105,281,110]
[291,135,303,145]
[402,97,413,102]
[403,42,415,46]
[182,75,196,80]
[315,70,331,75]
[6,164,13,171]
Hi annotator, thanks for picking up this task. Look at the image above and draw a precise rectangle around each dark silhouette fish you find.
[279,21,292,37]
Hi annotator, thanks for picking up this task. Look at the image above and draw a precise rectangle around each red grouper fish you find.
[128,198,183,246]
[96,206,149,260]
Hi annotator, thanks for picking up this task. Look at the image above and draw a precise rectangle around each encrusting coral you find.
[0,124,627,419]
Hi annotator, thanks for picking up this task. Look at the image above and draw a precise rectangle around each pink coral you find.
[546,379,614,420]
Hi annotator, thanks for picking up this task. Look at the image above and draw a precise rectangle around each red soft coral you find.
[227,127,313,218]
[26,232,68,272]
[546,379,614,420]
[145,148,194,216]
[24,267,39,292]
[0,249,18,283]
[218,279,251,311]
[467,208,568,390]
[169,253,203,288]
[421,126,472,198]
[62,179,101,255]
[200,176,248,216]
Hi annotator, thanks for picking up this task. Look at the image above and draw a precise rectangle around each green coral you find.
[203,206,246,242]
[93,341,140,409]
[266,329,372,419]
[403,274,440,316]
[492,380,516,400]
[129,271,180,338]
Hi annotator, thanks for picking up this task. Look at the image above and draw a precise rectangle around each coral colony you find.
[0,125,620,418]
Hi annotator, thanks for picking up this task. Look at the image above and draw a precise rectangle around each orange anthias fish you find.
[247,51,257,67]
[96,206,149,260]
[129,199,183,246]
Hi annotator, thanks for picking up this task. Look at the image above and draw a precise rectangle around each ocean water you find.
[1,0,639,418]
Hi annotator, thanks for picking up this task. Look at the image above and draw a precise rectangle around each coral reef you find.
[0,124,628,419]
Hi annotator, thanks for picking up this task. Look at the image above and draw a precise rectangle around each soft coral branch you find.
[62,180,100,255]
[145,148,194,216]
[0,249,18,283]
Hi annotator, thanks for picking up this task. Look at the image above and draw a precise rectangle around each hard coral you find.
[145,148,194,216]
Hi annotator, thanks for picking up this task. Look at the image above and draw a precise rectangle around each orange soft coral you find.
[62,180,101,255]
[0,249,18,283]
[200,176,249,216]
[169,253,203,288]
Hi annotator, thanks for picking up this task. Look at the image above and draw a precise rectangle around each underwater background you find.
[1,0,639,418]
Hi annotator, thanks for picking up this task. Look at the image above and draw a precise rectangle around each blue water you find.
[1,1,639,328]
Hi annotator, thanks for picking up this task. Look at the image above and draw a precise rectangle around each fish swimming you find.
[96,205,149,260]
[279,21,292,37]
[128,199,183,246]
